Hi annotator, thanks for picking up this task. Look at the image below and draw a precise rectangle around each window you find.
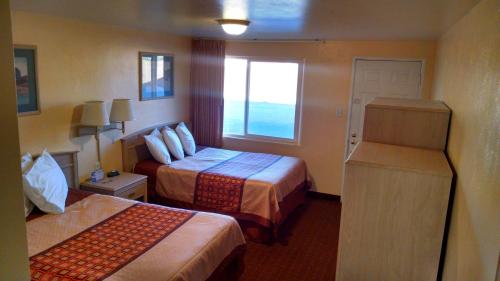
[223,57,303,143]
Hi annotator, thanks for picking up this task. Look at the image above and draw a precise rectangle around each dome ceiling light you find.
[217,19,250,35]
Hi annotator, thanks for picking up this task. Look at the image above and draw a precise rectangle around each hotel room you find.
[0,0,498,280]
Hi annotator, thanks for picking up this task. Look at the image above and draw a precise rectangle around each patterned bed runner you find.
[194,152,282,212]
[30,204,195,281]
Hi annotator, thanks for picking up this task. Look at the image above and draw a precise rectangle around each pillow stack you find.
[144,122,197,164]
[22,149,69,216]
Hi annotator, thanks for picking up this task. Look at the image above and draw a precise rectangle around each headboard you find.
[120,122,189,172]
[34,151,79,189]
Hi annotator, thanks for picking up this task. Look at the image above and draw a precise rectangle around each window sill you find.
[223,135,301,146]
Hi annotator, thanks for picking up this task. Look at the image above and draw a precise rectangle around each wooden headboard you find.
[34,151,79,189]
[120,122,189,172]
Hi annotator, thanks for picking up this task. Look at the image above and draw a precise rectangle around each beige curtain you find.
[189,39,226,147]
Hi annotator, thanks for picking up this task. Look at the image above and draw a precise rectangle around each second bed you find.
[122,123,310,242]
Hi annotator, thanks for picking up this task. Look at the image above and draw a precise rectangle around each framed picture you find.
[139,52,174,101]
[14,46,40,115]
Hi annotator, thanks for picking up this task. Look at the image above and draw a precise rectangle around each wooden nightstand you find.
[80,172,148,202]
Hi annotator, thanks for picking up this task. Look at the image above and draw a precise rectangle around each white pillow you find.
[23,150,68,214]
[161,126,185,160]
[144,128,172,164]
[20,152,34,217]
[175,122,196,156]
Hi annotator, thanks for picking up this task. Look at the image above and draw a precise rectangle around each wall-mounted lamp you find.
[110,98,135,134]
[78,99,135,165]
[79,101,109,164]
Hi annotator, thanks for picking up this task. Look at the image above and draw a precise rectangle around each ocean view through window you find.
[223,57,302,142]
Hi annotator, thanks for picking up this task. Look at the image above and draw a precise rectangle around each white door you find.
[346,59,423,156]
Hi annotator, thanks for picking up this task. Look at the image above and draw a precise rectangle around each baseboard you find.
[307,191,341,201]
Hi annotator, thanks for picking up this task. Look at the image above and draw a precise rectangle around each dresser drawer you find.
[115,180,146,201]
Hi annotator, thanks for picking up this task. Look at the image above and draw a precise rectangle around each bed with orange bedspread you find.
[134,147,310,242]
[26,189,246,281]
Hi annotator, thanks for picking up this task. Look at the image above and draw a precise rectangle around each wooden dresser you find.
[337,98,453,281]
[363,97,450,150]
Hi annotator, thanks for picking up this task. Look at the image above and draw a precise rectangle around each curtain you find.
[189,39,226,147]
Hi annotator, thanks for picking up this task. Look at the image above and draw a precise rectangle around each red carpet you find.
[241,196,341,281]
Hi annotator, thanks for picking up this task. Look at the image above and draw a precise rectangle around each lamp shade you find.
[80,101,109,126]
[110,98,135,122]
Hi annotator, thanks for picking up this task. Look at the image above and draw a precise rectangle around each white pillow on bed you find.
[21,152,34,217]
[175,122,196,156]
[23,149,68,214]
[161,126,184,160]
[145,128,172,164]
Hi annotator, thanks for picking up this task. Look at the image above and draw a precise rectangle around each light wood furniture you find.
[80,172,148,202]
[120,121,189,172]
[363,97,450,150]
[337,142,452,281]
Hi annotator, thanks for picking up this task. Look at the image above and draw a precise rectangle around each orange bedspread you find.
[27,194,246,281]
[139,148,309,231]
[194,152,282,212]
[31,204,195,281]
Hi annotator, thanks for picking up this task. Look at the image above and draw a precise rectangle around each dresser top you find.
[347,142,452,177]
[81,172,147,191]
[366,97,450,113]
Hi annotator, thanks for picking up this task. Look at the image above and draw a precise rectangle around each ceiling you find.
[11,0,479,40]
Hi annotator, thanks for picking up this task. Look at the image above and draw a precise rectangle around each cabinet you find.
[80,172,147,202]
[337,97,453,281]
[363,97,450,150]
[336,142,452,281]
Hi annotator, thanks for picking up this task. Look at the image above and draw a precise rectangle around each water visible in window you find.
[248,61,298,139]
[155,56,165,96]
[223,58,247,135]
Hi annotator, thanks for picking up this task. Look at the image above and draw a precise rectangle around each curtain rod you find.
[194,37,326,43]
[227,39,327,43]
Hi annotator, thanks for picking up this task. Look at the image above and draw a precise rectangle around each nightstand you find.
[80,172,148,202]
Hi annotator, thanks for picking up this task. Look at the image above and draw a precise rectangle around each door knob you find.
[350,141,355,145]
[352,133,356,138]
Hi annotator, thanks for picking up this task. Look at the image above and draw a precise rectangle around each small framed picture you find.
[14,46,40,115]
[139,52,174,101]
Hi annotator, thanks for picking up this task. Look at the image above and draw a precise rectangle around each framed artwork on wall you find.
[139,52,174,101]
[14,46,40,115]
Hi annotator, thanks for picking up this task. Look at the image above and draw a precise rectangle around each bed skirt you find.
[152,181,309,243]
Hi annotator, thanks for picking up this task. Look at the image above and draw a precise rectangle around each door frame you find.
[340,57,425,197]
[343,57,425,159]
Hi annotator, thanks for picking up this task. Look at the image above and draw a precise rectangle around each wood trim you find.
[120,121,190,172]
[366,97,450,113]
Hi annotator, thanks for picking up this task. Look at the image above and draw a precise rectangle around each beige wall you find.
[0,3,30,280]
[11,12,191,181]
[432,0,500,280]
[224,40,436,195]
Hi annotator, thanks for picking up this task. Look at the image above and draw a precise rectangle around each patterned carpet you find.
[240,196,342,281]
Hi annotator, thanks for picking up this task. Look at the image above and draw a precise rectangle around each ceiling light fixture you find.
[217,19,250,35]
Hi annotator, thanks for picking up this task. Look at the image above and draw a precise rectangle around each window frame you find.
[223,55,304,145]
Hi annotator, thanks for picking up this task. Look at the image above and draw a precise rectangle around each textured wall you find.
[225,40,436,195]
[12,12,191,181]
[432,0,500,280]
